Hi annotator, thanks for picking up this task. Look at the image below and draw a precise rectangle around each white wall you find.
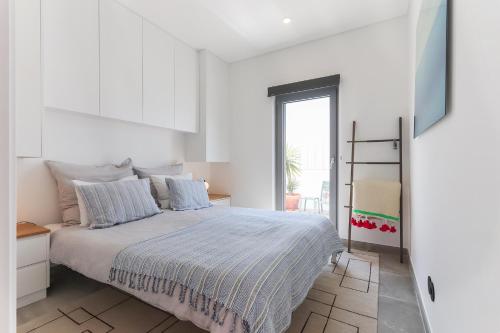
[16,108,214,225]
[408,1,500,332]
[229,17,410,247]
[0,0,16,330]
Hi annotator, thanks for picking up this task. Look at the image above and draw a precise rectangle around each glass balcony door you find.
[275,87,338,226]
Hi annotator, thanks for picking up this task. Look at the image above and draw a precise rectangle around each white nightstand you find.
[17,223,50,308]
[209,194,231,207]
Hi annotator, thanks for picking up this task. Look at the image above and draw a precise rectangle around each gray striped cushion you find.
[133,164,183,204]
[46,158,134,224]
[166,178,211,211]
[76,179,161,229]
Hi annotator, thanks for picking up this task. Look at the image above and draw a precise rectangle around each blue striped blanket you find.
[109,210,343,333]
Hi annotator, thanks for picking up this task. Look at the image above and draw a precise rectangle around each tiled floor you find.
[348,241,426,333]
[17,244,426,333]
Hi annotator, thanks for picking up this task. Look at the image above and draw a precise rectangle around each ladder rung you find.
[346,162,400,165]
[347,139,400,143]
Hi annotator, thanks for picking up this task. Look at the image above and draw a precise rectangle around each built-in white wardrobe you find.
[15,0,208,157]
[15,0,43,157]
[186,50,230,162]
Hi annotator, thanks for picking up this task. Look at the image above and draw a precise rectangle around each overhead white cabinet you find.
[174,41,199,133]
[100,0,142,123]
[15,0,200,155]
[42,0,99,115]
[186,50,230,162]
[15,0,42,157]
[143,21,175,128]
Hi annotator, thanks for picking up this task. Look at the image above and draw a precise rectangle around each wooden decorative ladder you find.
[345,117,404,263]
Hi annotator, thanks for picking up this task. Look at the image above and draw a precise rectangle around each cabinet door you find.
[174,41,198,133]
[17,262,48,298]
[15,0,42,157]
[17,234,48,268]
[100,0,142,122]
[185,50,230,162]
[42,0,99,115]
[203,51,230,162]
[143,21,174,128]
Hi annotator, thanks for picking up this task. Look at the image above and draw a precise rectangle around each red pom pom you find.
[371,222,377,229]
[363,220,371,228]
[351,217,356,225]
[380,224,389,232]
[390,226,397,233]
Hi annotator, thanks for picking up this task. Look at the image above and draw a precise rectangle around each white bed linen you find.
[50,206,245,333]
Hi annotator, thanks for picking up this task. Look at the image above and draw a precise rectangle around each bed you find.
[50,205,342,333]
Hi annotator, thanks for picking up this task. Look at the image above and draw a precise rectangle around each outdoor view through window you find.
[285,97,330,217]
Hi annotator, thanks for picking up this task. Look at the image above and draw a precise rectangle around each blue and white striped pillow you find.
[75,178,161,229]
[166,178,211,211]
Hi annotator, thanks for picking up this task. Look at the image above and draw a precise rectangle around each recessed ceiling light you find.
[283,17,292,24]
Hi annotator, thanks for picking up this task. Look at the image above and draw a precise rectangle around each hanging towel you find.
[352,180,401,222]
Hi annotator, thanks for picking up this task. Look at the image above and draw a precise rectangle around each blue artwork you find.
[414,0,448,137]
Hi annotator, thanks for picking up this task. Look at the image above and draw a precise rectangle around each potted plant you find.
[285,144,302,211]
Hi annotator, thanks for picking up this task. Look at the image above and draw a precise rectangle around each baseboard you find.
[342,238,409,256]
[17,289,46,309]
[408,257,432,333]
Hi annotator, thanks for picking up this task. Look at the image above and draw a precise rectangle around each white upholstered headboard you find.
[17,158,62,225]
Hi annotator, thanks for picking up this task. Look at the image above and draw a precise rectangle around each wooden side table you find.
[16,223,50,308]
[209,194,231,207]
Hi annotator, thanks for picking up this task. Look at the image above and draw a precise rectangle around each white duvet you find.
[50,206,246,333]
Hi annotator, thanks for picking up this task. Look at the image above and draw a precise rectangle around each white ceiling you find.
[117,0,409,63]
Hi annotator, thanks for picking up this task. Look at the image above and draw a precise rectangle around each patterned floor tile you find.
[334,282,378,319]
[148,316,179,333]
[59,287,130,316]
[324,318,358,333]
[340,276,370,293]
[330,307,377,333]
[307,288,336,305]
[163,319,207,333]
[22,315,113,333]
[98,298,171,332]
[302,313,328,333]
[65,307,93,324]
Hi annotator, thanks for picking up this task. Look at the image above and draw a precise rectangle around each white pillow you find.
[150,173,193,209]
[73,175,138,226]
